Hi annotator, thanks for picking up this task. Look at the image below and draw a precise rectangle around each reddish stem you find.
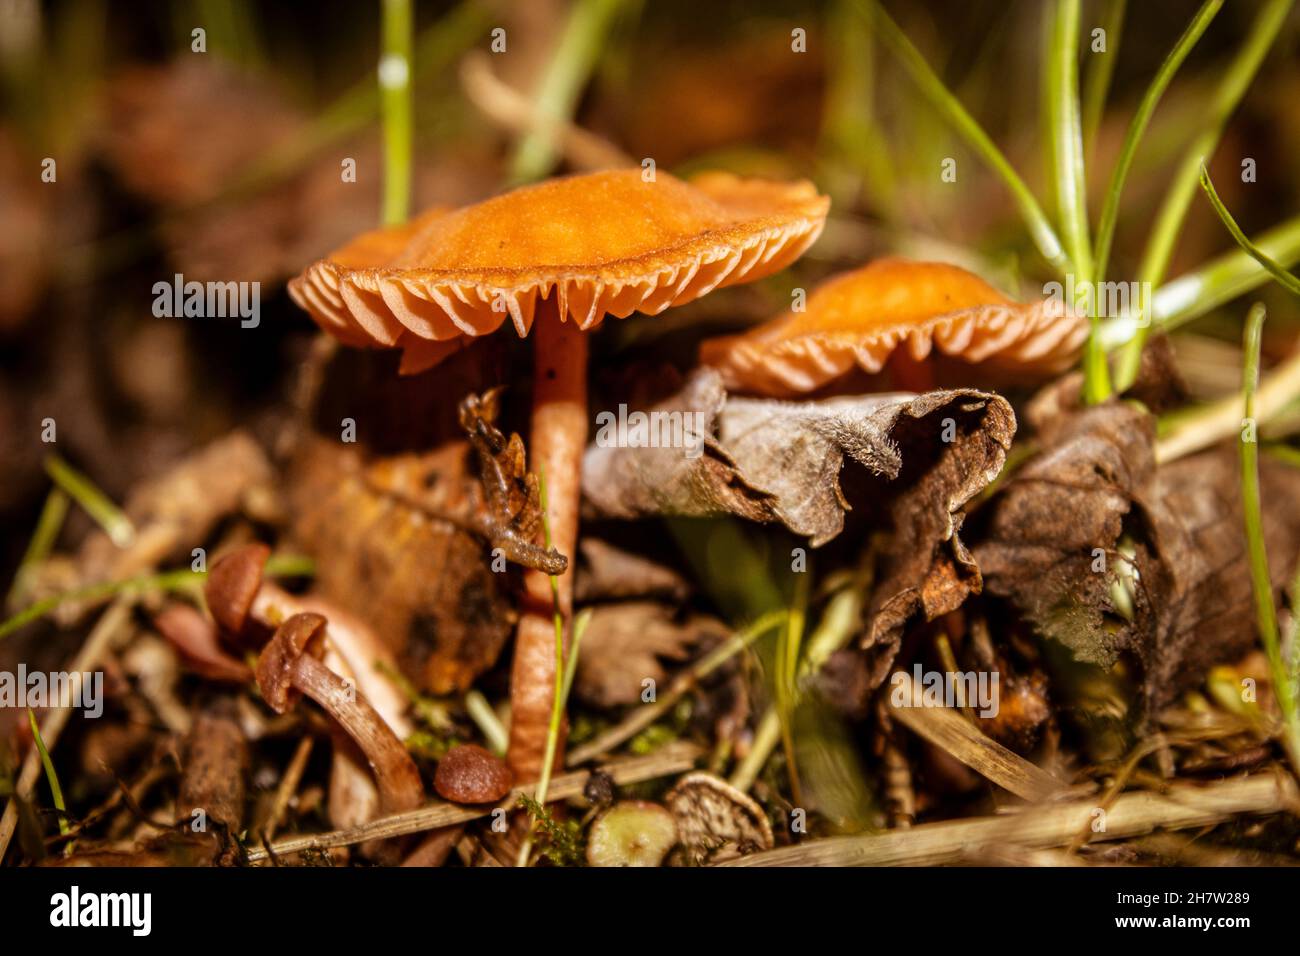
[289,653,424,815]
[507,313,588,780]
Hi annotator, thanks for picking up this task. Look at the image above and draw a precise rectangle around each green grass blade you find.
[1118,0,1294,389]
[859,0,1069,275]
[5,488,69,610]
[379,0,413,226]
[509,0,627,184]
[0,555,314,642]
[1099,214,1300,349]
[1200,165,1300,297]
[1046,0,1092,283]
[1082,0,1126,157]
[1093,0,1223,284]
[43,454,134,548]
[229,1,489,199]
[1046,0,1108,402]
[1238,303,1300,776]
[27,709,69,837]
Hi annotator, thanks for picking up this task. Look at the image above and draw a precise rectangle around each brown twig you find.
[244,742,701,863]
[262,736,314,842]
[719,770,1298,866]
[887,669,1064,801]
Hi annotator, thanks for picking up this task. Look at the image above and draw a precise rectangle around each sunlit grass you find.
[1118,0,1295,389]
[1238,304,1300,777]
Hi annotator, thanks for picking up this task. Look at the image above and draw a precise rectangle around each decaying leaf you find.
[975,402,1300,710]
[581,367,1013,547]
[582,367,1015,687]
[976,403,1150,670]
[1140,447,1300,705]
[574,602,728,708]
[287,437,514,695]
[665,771,774,865]
[574,537,691,604]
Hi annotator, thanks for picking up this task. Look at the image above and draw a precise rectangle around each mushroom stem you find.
[289,652,424,814]
[507,312,587,780]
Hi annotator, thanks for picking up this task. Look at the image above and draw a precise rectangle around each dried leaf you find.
[574,602,728,708]
[976,403,1150,670]
[581,367,1013,548]
[287,437,514,695]
[976,403,1300,710]
[1139,447,1300,705]
[574,537,691,604]
[583,368,1014,690]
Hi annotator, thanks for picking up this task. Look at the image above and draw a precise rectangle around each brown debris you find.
[287,436,515,695]
[1140,447,1300,706]
[665,771,774,865]
[458,389,567,575]
[574,602,728,709]
[176,706,249,861]
[74,431,274,588]
[977,402,1150,671]
[582,367,1014,549]
[976,401,1300,710]
[574,537,691,604]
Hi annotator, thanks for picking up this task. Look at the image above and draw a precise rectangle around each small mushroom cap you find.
[433,743,514,804]
[585,800,678,867]
[153,603,253,684]
[699,257,1088,396]
[205,542,270,642]
[290,169,829,374]
[255,612,327,714]
[665,771,774,863]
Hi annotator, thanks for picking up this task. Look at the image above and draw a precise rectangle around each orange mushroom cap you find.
[698,257,1088,396]
[289,169,829,374]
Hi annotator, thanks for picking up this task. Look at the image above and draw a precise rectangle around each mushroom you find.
[585,801,678,867]
[255,613,424,814]
[289,169,829,779]
[699,257,1088,396]
[153,602,252,684]
[433,743,513,804]
[664,771,774,864]
[204,541,272,649]
[205,543,412,736]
